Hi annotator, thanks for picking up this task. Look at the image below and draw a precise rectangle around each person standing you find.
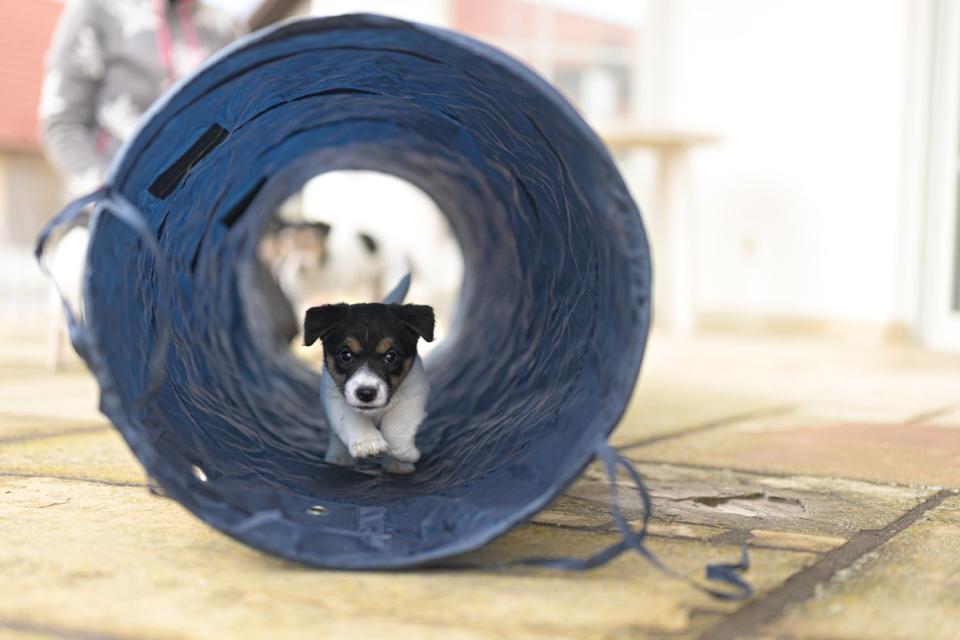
[40,0,243,196]
[38,1,245,370]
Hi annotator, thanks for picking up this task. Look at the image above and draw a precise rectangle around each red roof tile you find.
[0,0,63,152]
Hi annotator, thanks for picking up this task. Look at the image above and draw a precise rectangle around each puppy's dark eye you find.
[338,349,354,364]
[383,350,399,366]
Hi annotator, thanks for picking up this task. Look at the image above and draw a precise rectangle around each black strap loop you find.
[36,187,172,412]
[35,187,109,340]
[498,443,752,600]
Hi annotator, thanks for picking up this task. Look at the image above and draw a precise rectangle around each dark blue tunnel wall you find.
[82,14,651,567]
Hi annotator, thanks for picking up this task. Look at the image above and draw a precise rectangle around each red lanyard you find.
[155,0,204,86]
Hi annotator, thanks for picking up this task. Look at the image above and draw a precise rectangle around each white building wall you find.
[640,0,913,327]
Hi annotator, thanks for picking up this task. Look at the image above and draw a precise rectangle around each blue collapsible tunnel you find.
[41,14,654,569]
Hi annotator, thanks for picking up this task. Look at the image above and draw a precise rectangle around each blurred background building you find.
[0,0,64,315]
[2,0,959,353]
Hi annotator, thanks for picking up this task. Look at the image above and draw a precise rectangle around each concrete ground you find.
[1,319,959,639]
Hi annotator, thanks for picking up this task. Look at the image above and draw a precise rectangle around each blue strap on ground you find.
[487,443,751,599]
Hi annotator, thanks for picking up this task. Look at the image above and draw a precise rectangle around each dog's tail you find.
[382,272,411,305]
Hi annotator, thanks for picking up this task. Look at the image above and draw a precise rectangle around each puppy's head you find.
[303,303,434,412]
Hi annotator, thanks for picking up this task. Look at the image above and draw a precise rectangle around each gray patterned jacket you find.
[40,0,243,196]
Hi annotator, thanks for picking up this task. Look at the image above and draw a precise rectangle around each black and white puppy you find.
[304,303,434,474]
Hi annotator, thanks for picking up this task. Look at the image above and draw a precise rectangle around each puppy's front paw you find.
[348,433,389,459]
[383,457,416,475]
[389,445,420,463]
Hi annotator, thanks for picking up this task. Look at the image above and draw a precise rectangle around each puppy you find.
[261,220,385,320]
[304,302,434,474]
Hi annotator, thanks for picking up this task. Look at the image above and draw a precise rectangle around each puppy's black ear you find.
[392,304,435,342]
[303,304,347,346]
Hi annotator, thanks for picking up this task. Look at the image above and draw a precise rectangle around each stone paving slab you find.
[613,379,784,445]
[0,430,143,486]
[0,373,101,424]
[0,412,106,443]
[765,494,960,640]
[610,336,789,445]
[638,334,960,424]
[0,475,816,640]
[0,627,64,640]
[0,323,57,371]
[0,322,100,424]
[565,462,933,543]
[632,412,960,488]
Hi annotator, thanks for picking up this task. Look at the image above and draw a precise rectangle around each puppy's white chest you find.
[321,356,429,471]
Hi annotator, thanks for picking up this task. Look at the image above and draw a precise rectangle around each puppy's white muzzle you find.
[344,364,389,410]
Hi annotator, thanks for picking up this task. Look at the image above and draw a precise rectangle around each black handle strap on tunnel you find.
[490,443,752,600]
[36,187,172,411]
[148,123,230,199]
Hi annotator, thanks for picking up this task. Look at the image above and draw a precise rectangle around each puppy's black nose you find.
[356,387,378,403]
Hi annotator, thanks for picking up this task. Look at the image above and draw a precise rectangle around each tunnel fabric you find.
[41,14,652,569]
